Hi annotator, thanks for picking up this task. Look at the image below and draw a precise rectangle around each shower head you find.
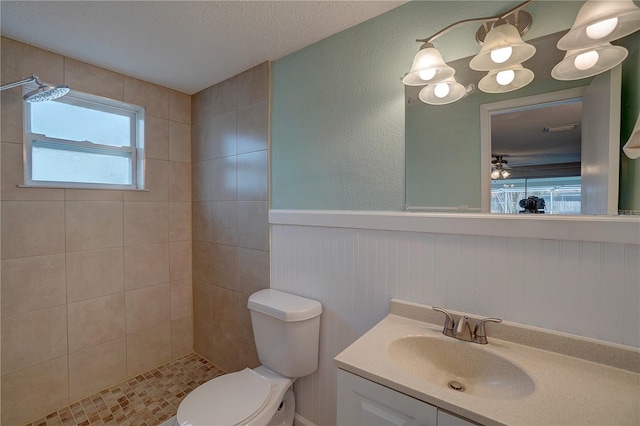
[23,83,70,103]
[0,75,70,103]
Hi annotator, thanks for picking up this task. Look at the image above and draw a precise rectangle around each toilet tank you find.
[248,289,322,378]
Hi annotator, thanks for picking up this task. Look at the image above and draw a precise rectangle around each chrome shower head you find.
[23,83,70,103]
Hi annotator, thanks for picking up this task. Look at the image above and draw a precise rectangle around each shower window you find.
[23,86,145,189]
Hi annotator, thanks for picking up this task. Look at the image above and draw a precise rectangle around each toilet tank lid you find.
[248,289,322,322]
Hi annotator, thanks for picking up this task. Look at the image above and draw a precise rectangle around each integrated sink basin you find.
[387,335,535,400]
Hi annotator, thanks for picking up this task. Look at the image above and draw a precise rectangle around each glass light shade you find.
[478,64,534,93]
[501,169,511,178]
[469,24,536,71]
[403,46,455,86]
[551,43,628,80]
[491,169,501,179]
[418,77,468,105]
[557,0,640,50]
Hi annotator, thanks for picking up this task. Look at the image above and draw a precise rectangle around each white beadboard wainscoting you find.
[269,210,640,426]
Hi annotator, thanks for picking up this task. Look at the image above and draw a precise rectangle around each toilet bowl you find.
[175,289,322,426]
[175,366,294,426]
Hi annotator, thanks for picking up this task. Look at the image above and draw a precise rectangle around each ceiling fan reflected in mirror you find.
[491,155,511,179]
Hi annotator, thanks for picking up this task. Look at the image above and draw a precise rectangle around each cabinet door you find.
[437,409,478,426]
[337,370,438,426]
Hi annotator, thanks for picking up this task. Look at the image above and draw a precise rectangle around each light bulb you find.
[496,69,515,86]
[574,50,599,70]
[501,169,510,178]
[491,169,501,179]
[586,17,618,40]
[490,46,513,64]
[433,83,450,98]
[418,68,437,81]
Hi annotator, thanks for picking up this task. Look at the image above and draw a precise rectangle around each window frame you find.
[23,85,146,190]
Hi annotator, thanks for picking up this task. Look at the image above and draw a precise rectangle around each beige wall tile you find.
[2,253,66,317]
[66,247,124,303]
[124,243,169,290]
[68,338,126,402]
[236,100,268,155]
[236,62,268,109]
[169,161,192,202]
[237,201,269,251]
[123,159,169,202]
[124,201,169,246]
[171,279,193,321]
[0,88,23,143]
[126,323,171,376]
[211,243,238,291]
[192,201,211,242]
[65,189,123,201]
[191,114,212,162]
[125,283,170,334]
[124,76,169,119]
[236,151,267,201]
[194,318,214,362]
[2,142,65,201]
[193,280,212,325]
[170,90,191,124]
[1,305,67,374]
[67,294,125,353]
[211,285,239,335]
[64,58,124,101]
[1,37,64,87]
[192,160,212,202]
[238,247,270,296]
[1,201,65,259]
[169,201,191,242]
[211,77,237,116]
[170,240,192,281]
[211,156,237,201]
[238,293,254,342]
[65,201,123,252]
[145,116,170,160]
[191,87,210,125]
[210,111,237,159]
[211,201,238,246]
[239,338,261,369]
[193,241,213,284]
[171,316,193,359]
[169,121,191,163]
[212,326,240,373]
[1,356,69,426]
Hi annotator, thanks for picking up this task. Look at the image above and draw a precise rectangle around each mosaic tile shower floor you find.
[26,353,225,426]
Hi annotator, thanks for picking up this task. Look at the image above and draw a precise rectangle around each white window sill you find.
[18,184,148,192]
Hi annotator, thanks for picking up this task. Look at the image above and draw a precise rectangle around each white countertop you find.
[334,300,640,425]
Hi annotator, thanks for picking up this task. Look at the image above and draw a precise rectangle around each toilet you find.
[176,289,322,426]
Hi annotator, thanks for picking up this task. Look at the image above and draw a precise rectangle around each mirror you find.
[405,30,634,215]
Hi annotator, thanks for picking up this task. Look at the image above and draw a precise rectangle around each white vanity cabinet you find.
[337,369,477,426]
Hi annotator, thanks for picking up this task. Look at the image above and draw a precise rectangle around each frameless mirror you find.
[405,30,633,215]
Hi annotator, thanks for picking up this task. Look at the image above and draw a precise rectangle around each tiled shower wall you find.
[0,37,193,426]
[271,222,640,426]
[191,63,270,373]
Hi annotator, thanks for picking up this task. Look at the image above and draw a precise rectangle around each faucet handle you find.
[432,307,455,335]
[473,317,502,344]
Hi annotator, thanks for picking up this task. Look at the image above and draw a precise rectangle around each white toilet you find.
[176,289,322,426]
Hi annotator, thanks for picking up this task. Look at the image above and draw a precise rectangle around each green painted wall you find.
[270,1,590,210]
[619,31,640,212]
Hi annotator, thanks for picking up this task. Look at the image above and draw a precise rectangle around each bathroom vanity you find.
[335,300,640,425]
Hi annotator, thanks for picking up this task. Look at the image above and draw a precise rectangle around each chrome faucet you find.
[433,307,502,344]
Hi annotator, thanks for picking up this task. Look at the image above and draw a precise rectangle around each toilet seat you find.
[176,366,293,426]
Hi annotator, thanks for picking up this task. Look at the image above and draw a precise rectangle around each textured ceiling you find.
[0,1,405,94]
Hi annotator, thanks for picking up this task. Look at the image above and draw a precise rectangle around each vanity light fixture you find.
[418,76,471,105]
[553,0,640,80]
[404,0,536,104]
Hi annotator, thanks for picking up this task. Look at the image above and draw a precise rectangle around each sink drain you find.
[448,381,465,392]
